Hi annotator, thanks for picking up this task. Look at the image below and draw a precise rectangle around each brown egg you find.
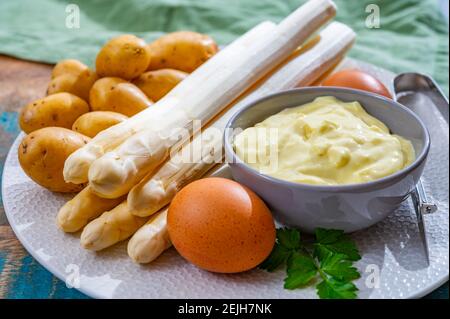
[168,177,276,273]
[322,69,392,99]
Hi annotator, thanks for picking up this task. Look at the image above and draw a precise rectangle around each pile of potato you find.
[18,31,218,192]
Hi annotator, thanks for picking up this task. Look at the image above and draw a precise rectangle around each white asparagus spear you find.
[88,0,337,198]
[127,209,171,264]
[63,21,277,184]
[127,21,356,217]
[127,147,218,217]
[127,165,222,263]
[80,201,148,251]
[57,186,125,233]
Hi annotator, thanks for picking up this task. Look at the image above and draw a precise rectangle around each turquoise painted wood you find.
[3,255,87,299]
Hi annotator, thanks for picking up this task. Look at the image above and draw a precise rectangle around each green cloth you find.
[0,0,448,93]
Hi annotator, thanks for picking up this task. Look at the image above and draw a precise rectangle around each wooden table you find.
[0,55,447,299]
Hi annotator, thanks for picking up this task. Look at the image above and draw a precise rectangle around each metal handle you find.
[414,180,438,216]
[410,180,437,265]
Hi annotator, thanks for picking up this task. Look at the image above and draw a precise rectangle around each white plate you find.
[2,59,449,299]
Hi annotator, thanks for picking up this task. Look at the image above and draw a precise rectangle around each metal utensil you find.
[394,72,447,265]
[394,73,449,123]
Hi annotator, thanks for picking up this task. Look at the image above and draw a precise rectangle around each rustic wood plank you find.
[0,54,52,112]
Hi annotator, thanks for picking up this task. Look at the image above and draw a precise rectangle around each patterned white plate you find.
[2,59,448,299]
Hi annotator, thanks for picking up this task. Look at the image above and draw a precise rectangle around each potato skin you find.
[51,59,88,79]
[96,35,151,80]
[47,68,98,101]
[89,77,153,116]
[147,31,218,73]
[19,93,90,134]
[132,69,188,102]
[72,111,128,138]
[18,127,90,193]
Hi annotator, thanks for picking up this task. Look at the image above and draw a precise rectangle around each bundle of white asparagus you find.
[57,0,358,264]
[64,0,337,198]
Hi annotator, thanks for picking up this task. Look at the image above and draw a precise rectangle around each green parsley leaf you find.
[315,228,345,243]
[316,277,358,299]
[277,228,301,250]
[320,253,361,282]
[259,227,362,299]
[314,228,361,261]
[259,228,301,272]
[259,244,292,272]
[284,252,318,289]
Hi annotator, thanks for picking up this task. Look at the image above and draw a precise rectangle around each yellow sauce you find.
[234,96,415,186]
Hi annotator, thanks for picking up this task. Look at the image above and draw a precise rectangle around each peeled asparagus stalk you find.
[127,143,220,216]
[127,21,356,217]
[63,21,277,185]
[87,0,337,198]
[57,186,125,233]
[127,166,220,263]
[127,209,171,264]
[80,201,148,251]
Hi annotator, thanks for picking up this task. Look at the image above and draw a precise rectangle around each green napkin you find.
[0,0,448,92]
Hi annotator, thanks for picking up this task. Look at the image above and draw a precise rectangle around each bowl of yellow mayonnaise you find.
[224,87,430,233]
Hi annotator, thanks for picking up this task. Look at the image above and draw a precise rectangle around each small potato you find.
[47,68,98,101]
[18,127,90,193]
[89,77,153,116]
[96,35,151,80]
[51,59,88,79]
[147,31,218,73]
[19,93,90,134]
[72,111,128,138]
[133,69,188,102]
